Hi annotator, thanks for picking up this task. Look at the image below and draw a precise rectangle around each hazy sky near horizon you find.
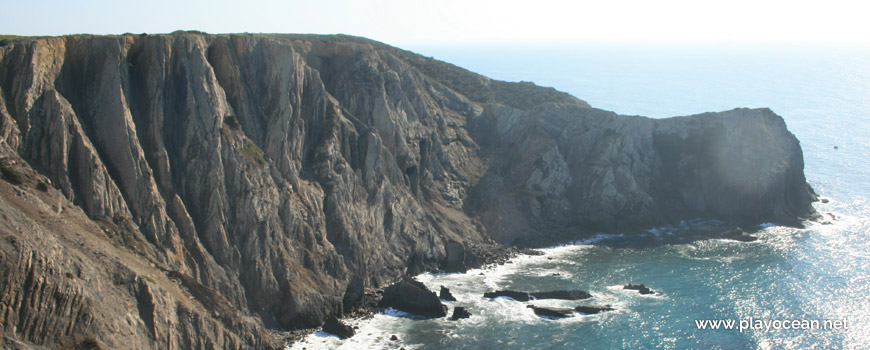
[2,0,869,46]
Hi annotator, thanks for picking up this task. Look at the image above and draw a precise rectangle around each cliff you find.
[0,33,816,349]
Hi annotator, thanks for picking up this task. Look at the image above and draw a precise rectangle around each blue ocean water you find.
[291,43,870,349]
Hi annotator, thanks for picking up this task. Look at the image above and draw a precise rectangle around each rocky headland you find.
[0,32,816,348]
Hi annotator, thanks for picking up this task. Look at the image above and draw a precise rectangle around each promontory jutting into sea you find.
[0,32,866,349]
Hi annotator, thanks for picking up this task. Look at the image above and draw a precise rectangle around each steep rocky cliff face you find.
[468,104,817,244]
[0,33,816,348]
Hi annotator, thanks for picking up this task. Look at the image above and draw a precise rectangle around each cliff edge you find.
[0,33,816,349]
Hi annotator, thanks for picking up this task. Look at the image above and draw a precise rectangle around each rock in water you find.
[624,284,654,294]
[574,305,615,314]
[322,316,355,339]
[530,290,592,300]
[450,307,471,320]
[484,289,591,301]
[527,305,575,318]
[721,228,758,242]
[483,290,531,302]
[440,286,457,301]
[379,278,447,317]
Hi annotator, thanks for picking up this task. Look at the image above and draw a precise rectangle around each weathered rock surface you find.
[440,286,457,301]
[0,32,817,348]
[530,290,592,300]
[469,105,818,246]
[440,241,467,273]
[378,277,447,317]
[450,306,471,320]
[484,289,592,301]
[322,316,354,339]
[624,284,654,295]
[574,304,615,314]
[527,305,575,318]
[0,167,279,349]
[528,304,614,318]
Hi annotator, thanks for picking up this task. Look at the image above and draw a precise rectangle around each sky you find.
[2,0,869,46]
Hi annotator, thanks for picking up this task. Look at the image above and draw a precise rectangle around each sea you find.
[290,42,870,349]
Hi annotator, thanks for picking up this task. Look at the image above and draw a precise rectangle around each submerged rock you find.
[624,284,654,295]
[450,307,471,320]
[484,289,592,301]
[717,228,758,242]
[440,286,457,301]
[483,290,531,302]
[379,278,447,317]
[530,290,592,300]
[322,316,355,339]
[574,305,615,314]
[527,305,575,318]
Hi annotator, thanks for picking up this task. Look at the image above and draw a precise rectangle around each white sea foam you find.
[563,233,626,246]
[287,308,421,350]
[756,222,777,229]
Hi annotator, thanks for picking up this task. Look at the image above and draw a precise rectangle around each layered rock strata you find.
[0,33,816,348]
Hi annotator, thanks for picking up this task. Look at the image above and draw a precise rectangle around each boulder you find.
[439,286,457,301]
[527,305,575,318]
[322,315,355,339]
[530,290,592,300]
[624,283,654,295]
[483,290,530,302]
[441,241,467,273]
[574,305,615,314]
[450,307,471,320]
[379,277,447,317]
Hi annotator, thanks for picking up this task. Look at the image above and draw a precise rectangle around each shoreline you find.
[286,217,818,348]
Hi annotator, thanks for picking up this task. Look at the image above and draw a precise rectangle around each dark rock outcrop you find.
[441,241,468,273]
[527,305,575,318]
[528,304,615,318]
[0,32,816,348]
[483,290,531,302]
[530,290,592,300]
[574,305,615,314]
[624,284,654,295]
[450,307,471,320]
[484,289,591,301]
[379,278,447,317]
[322,316,355,339]
[440,286,457,301]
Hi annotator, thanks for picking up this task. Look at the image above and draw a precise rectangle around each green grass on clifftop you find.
[0,35,28,46]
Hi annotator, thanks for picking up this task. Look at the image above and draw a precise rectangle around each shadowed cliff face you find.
[467,105,817,244]
[0,33,815,348]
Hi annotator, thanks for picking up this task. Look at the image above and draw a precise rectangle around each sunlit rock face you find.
[0,33,815,349]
